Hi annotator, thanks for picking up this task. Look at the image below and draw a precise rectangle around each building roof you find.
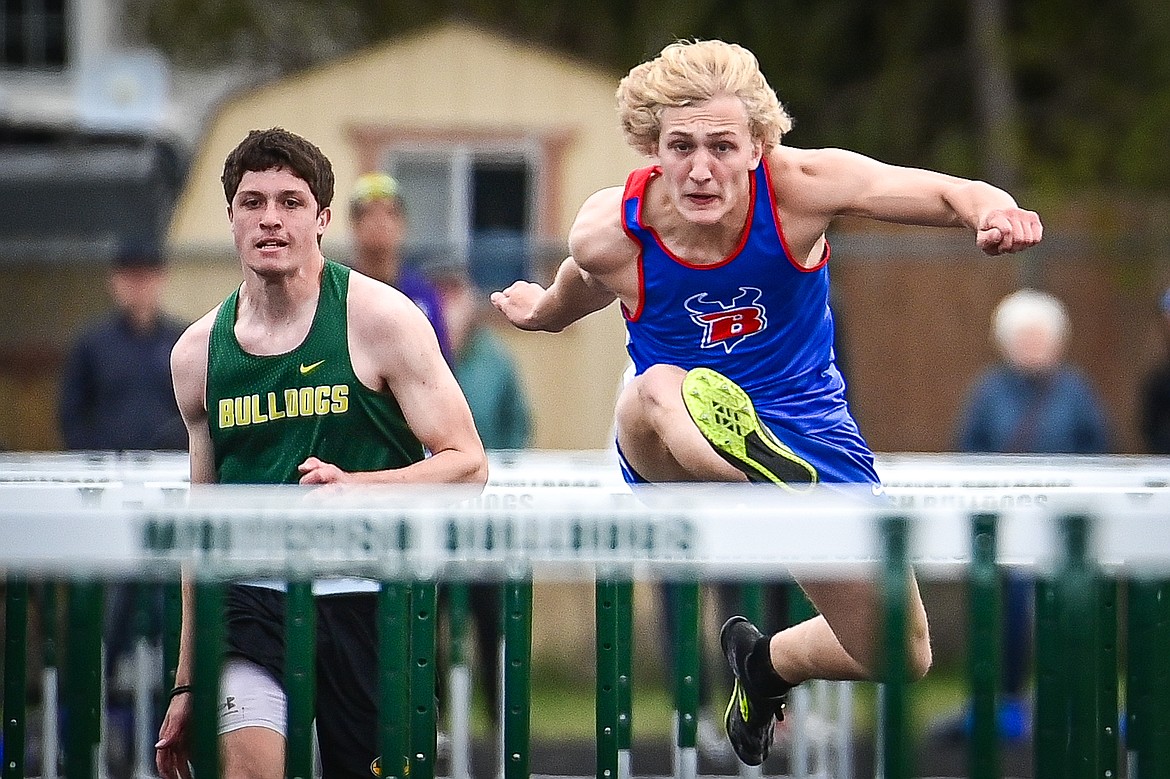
[168,21,643,258]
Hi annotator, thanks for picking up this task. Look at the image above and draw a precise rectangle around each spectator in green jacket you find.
[430,261,533,744]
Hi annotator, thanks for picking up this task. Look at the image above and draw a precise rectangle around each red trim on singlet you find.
[618,168,653,322]
[627,165,756,271]
[762,157,831,272]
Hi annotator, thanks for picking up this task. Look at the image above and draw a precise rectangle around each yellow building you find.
[0,22,646,453]
[166,21,643,452]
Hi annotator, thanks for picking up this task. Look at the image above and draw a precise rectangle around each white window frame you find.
[381,139,542,268]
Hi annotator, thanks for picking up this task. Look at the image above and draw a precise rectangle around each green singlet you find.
[207,260,424,484]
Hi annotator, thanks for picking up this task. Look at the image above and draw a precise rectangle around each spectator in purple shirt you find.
[348,172,452,362]
[1139,287,1170,454]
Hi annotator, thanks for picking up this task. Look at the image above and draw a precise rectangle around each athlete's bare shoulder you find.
[766,146,847,192]
[345,267,446,391]
[767,145,879,218]
[345,270,440,357]
[769,145,867,176]
[170,305,220,416]
[172,306,217,370]
[346,268,433,337]
[568,185,637,276]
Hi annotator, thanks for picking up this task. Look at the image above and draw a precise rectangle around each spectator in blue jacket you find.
[952,288,1110,740]
[58,244,188,777]
[59,246,188,451]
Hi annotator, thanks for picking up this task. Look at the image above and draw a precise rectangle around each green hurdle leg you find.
[788,582,817,626]
[787,583,819,779]
[286,581,316,779]
[1034,577,1063,779]
[1125,578,1147,774]
[879,515,911,779]
[162,581,182,691]
[503,578,532,779]
[1060,515,1098,779]
[672,581,700,779]
[739,583,766,626]
[968,513,1000,779]
[41,581,60,779]
[1123,575,1141,762]
[1037,514,1102,779]
[1126,578,1170,778]
[4,575,28,779]
[596,579,619,779]
[446,583,472,779]
[1095,577,1118,779]
[1148,578,1170,779]
[378,582,412,779]
[615,579,633,779]
[131,582,158,779]
[42,582,59,669]
[410,581,438,779]
[158,578,182,779]
[64,582,102,779]
[192,581,225,779]
[446,584,470,670]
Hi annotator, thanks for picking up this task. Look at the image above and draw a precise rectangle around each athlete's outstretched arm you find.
[777,147,1043,256]
[491,255,616,333]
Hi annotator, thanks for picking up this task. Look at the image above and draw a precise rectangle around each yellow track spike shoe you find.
[681,367,818,490]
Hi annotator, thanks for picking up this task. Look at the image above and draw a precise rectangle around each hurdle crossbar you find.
[4,452,1170,779]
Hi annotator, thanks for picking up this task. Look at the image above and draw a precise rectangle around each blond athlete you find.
[492,40,1042,765]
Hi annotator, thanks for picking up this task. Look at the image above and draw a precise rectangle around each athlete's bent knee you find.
[635,365,686,414]
[616,366,684,429]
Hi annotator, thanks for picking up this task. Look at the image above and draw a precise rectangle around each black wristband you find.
[169,684,192,699]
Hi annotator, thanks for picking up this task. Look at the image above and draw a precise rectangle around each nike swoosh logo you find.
[299,360,326,375]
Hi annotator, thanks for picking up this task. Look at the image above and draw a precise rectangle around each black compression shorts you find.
[225,584,383,779]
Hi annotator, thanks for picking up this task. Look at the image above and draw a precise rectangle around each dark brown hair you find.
[221,127,335,212]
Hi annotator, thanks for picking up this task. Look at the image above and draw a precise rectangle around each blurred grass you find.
[462,665,971,741]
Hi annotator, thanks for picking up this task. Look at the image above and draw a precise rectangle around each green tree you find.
[131,0,1170,193]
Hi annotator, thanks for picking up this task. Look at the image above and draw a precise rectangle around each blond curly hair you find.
[616,39,793,157]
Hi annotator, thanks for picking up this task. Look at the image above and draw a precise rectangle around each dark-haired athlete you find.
[156,127,487,779]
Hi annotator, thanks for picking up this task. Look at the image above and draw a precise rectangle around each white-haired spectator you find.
[960,288,1109,454]
[991,289,1070,377]
[945,287,1110,743]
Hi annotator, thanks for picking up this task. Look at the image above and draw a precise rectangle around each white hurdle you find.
[2,450,1170,779]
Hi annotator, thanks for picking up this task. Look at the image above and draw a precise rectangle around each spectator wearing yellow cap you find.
[349,172,451,361]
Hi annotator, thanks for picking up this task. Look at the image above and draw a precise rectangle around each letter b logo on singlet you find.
[685,287,767,353]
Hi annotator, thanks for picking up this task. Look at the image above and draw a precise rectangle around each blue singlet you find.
[619,159,880,486]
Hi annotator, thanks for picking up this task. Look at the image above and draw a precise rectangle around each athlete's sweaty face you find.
[654,94,763,227]
[229,167,330,276]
